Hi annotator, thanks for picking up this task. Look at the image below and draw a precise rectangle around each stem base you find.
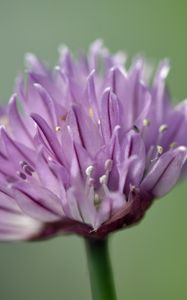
[85,238,117,300]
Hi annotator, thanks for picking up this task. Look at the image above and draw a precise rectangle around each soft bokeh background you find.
[0,0,187,299]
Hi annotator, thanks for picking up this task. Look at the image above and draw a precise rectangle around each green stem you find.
[85,238,117,300]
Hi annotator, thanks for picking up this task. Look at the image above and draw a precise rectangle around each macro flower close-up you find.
[0,40,186,243]
[1,35,187,299]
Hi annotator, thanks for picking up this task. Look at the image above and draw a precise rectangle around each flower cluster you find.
[0,40,187,240]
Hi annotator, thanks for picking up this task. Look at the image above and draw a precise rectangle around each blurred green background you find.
[0,0,187,299]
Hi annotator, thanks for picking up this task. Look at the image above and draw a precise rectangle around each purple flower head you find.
[0,40,187,240]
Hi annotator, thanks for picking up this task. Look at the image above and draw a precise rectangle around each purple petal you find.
[1,128,36,168]
[8,94,34,148]
[68,105,102,156]
[14,182,64,222]
[141,147,187,197]
[0,186,42,240]
[100,88,120,142]
[31,113,64,164]
[36,150,61,197]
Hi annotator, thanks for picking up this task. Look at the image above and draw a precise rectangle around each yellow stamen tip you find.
[143,118,150,127]
[159,124,168,133]
[94,193,101,209]
[169,142,177,149]
[88,107,94,119]
[0,116,9,128]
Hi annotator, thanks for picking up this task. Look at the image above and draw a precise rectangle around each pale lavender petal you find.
[68,105,102,156]
[141,147,187,196]
[8,94,34,148]
[0,186,42,240]
[31,113,64,164]
[14,182,64,222]
[100,88,119,142]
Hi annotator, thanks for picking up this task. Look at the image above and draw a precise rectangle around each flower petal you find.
[100,88,120,142]
[0,186,42,240]
[31,113,64,164]
[8,94,34,148]
[1,127,36,168]
[68,105,102,155]
[14,182,64,222]
[141,147,187,197]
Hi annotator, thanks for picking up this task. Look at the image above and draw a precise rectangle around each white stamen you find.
[55,126,61,132]
[159,124,168,133]
[160,62,170,79]
[143,118,150,127]
[104,159,113,171]
[99,174,107,184]
[85,165,94,177]
[157,145,163,154]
